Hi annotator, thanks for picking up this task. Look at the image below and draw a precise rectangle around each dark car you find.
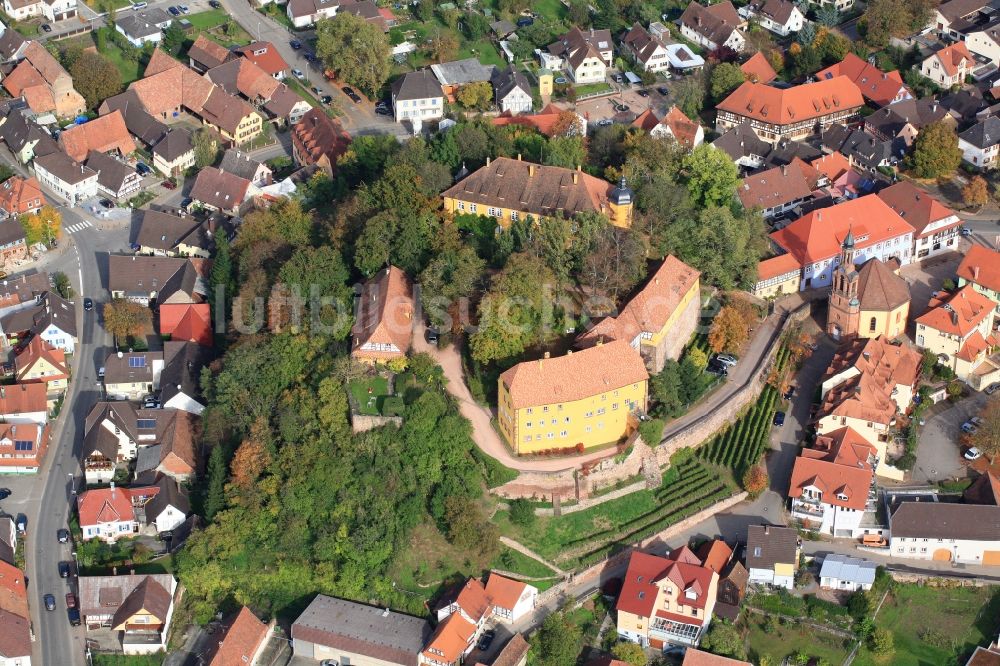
[426,327,439,345]
[773,411,786,427]
[44,594,56,611]
[161,180,177,190]
[321,95,333,105]
[58,561,70,578]
[180,197,193,209]
[476,630,496,651]
[375,106,392,116]
[57,528,70,543]
[783,386,794,400]
[99,198,113,209]
[657,86,669,96]
[290,39,302,49]
[342,86,362,103]
[637,89,650,97]
[304,52,316,62]
[516,16,533,26]
[0,488,10,500]
[83,298,93,311]
[68,608,81,626]
[136,162,152,175]
[209,0,221,7]
[168,5,180,14]
[706,361,728,376]
[66,593,77,609]
[41,23,52,32]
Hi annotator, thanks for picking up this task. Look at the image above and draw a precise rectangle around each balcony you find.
[790,499,825,518]
[650,617,702,646]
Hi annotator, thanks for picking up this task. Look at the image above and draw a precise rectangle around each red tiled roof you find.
[491,104,580,137]
[422,612,475,664]
[790,427,875,511]
[77,486,141,526]
[631,108,659,132]
[661,105,701,148]
[485,573,528,611]
[210,607,269,666]
[350,265,414,361]
[0,560,28,619]
[15,336,68,383]
[160,303,213,346]
[0,176,45,216]
[716,76,864,126]
[810,151,852,182]
[452,578,491,624]
[930,42,974,78]
[682,648,753,666]
[740,52,777,84]
[917,285,996,337]
[876,181,958,238]
[957,245,1000,292]
[616,551,714,618]
[0,383,46,416]
[58,111,137,162]
[815,53,910,106]
[233,41,289,77]
[756,253,801,282]
[770,194,914,266]
[695,539,732,574]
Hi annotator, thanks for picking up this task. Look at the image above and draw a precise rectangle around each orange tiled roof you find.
[810,151,852,182]
[631,108,659,132]
[491,103,579,137]
[824,336,922,392]
[917,285,996,337]
[210,607,269,666]
[0,383,46,416]
[716,76,864,126]
[740,52,777,84]
[58,110,137,162]
[233,41,288,76]
[15,336,68,383]
[350,265,414,360]
[2,60,46,97]
[819,372,897,425]
[930,42,974,78]
[485,573,528,611]
[0,560,28,619]
[21,84,55,114]
[770,194,914,266]
[145,47,184,76]
[453,578,491,623]
[958,329,991,362]
[661,105,701,148]
[0,176,45,216]
[422,612,476,664]
[501,339,648,409]
[957,245,1000,293]
[876,181,958,238]
[790,426,875,511]
[77,486,141,526]
[695,539,732,574]
[756,253,801,282]
[815,53,909,106]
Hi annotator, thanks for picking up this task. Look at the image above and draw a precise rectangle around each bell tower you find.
[827,229,861,340]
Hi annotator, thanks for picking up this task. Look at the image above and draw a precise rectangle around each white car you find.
[965,447,983,460]
[715,353,738,367]
[292,68,305,78]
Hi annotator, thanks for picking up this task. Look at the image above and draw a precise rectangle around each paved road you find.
[911,391,987,484]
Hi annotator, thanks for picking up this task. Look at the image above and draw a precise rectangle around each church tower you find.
[827,229,861,340]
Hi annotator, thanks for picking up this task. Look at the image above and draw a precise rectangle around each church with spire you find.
[827,229,911,341]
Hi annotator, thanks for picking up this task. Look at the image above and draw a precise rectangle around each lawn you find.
[853,585,1000,666]
[574,82,613,96]
[746,614,853,665]
[257,2,297,32]
[92,655,165,666]
[492,546,560,579]
[349,375,391,416]
[285,76,321,108]
[456,38,506,68]
[184,8,230,29]
[532,0,567,22]
[103,41,144,86]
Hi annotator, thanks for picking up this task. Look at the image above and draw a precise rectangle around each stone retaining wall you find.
[350,414,403,433]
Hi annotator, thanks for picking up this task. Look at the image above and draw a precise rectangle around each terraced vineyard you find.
[698,384,780,474]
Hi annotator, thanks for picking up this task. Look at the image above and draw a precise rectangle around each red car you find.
[65,593,76,609]
[161,180,177,190]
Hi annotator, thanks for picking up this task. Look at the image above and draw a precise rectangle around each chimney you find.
[974,265,981,280]
[113,566,118,575]
[572,172,578,184]
[517,153,522,161]
[544,351,550,359]
[529,164,535,177]
[486,156,491,166]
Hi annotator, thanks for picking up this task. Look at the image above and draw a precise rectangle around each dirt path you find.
[499,536,567,576]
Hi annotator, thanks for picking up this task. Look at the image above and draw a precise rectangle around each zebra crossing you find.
[64,220,93,234]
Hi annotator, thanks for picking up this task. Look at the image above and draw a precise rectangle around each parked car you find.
[41,23,51,32]
[57,528,69,543]
[15,514,26,534]
[637,89,650,97]
[44,594,55,611]
[58,561,70,578]
[292,68,305,78]
[426,327,439,345]
[965,447,983,460]
[613,73,624,84]
[83,298,93,311]
[290,39,302,49]
[66,593,76,607]
[516,16,533,26]
[68,608,81,626]
[961,227,972,237]
[597,118,614,127]
[375,106,392,115]
[168,6,180,15]
[773,411,786,427]
[783,386,795,400]
[706,362,728,377]
[99,198,113,209]
[715,353,738,367]
[98,366,105,379]
[0,488,11,500]
[656,86,669,96]
[311,86,322,95]
[987,382,1000,395]
[342,86,362,103]
[143,397,160,409]
[321,95,333,105]
[136,162,152,175]
[477,630,496,651]
[209,0,221,7]
[179,4,189,13]
[961,421,979,434]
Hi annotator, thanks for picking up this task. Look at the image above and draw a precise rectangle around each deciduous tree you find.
[963,175,990,208]
[428,29,459,63]
[316,13,391,96]
[580,225,648,301]
[910,121,961,179]
[193,127,221,168]
[970,396,1000,463]
[69,50,122,109]
[869,627,895,655]
[20,205,61,245]
[530,612,583,666]
[611,640,647,666]
[709,305,749,353]
[456,81,493,110]
[710,62,745,101]
[683,144,738,207]
[700,620,747,660]
[103,298,151,341]
[660,206,768,290]
[742,464,769,498]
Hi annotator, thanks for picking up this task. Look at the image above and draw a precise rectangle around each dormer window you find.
[685,588,697,600]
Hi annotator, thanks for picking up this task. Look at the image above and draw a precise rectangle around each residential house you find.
[715,77,864,144]
[681,650,752,666]
[576,255,701,373]
[736,160,820,220]
[821,334,922,415]
[158,341,209,415]
[31,152,98,206]
[98,91,170,148]
[864,98,953,147]
[965,23,1000,67]
[491,103,587,137]
[0,176,44,218]
[186,35,230,73]
[489,634,529,666]
[789,426,879,535]
[819,554,877,591]
[285,0,342,29]
[664,42,706,72]
[915,285,999,389]
[391,69,444,125]
[337,0,393,31]
[615,548,719,648]
[232,41,288,79]
[0,291,77,354]
[934,0,996,38]
[0,221,27,269]
[816,53,913,107]
[132,209,213,258]
[351,265,414,365]
[811,151,867,199]
[107,255,206,306]
[160,301,213,348]
[102,350,164,401]
[442,157,634,228]
[679,1,746,51]
[0,514,15,564]
[0,113,59,165]
[498,340,648,454]
[114,8,173,47]
[821,124,902,172]
[958,245,1000,312]
[922,43,976,86]
[711,122,770,169]
[739,0,805,36]
[0,271,51,319]
[877,181,962,260]
[430,58,496,102]
[485,573,538,624]
[14,336,68,395]
[133,409,199,482]
[85,151,141,202]
[290,108,352,177]
[752,254,802,299]
[745,524,800,589]
[491,66,532,115]
[959,115,1000,169]
[291,594,432,664]
[964,641,1000,666]
[0,28,29,63]
[0,383,47,425]
[0,559,31,666]
[0,422,47,473]
[77,484,143,542]
[2,0,75,21]
[78,574,177,654]
[762,137,824,168]
[189,167,257,216]
[632,106,704,148]
[204,57,310,127]
[207,607,273,666]
[621,23,671,73]
[694,539,746,621]
[1,41,85,117]
[826,235,911,341]
[142,475,190,534]
[546,27,613,83]
[941,87,987,122]
[964,470,1000,505]
[58,110,137,162]
[218,150,272,187]
[431,578,492,663]
[762,194,914,292]
[151,129,195,177]
[739,52,777,84]
[889,501,1000,565]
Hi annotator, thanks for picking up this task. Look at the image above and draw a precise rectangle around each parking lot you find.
[912,391,988,484]
[573,85,672,125]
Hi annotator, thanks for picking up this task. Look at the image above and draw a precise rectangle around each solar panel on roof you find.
[14,440,32,451]
[128,356,146,368]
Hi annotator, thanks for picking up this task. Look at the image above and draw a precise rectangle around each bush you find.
[508,498,536,527]
[638,418,664,446]
[381,396,404,416]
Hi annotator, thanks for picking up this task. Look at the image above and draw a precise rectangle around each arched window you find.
[869,317,877,332]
